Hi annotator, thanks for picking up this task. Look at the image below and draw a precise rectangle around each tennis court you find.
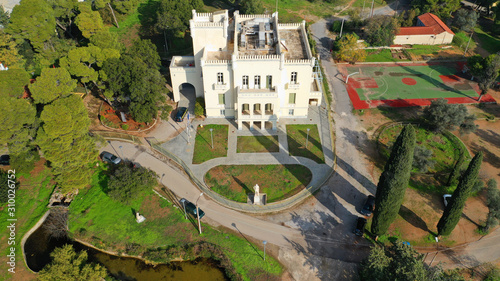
[338,62,496,109]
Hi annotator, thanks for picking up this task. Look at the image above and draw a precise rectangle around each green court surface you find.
[347,64,480,101]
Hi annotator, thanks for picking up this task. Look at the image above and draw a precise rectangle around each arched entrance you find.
[179,83,196,114]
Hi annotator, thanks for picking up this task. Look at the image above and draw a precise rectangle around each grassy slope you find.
[69,167,282,280]
[0,166,54,281]
[474,26,500,55]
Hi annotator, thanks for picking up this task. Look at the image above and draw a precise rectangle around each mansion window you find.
[254,75,261,89]
[291,72,297,84]
[217,72,224,84]
[242,75,249,89]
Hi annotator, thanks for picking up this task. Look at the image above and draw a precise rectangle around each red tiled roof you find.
[398,26,436,36]
[396,13,454,36]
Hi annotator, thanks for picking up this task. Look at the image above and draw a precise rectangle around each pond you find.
[24,220,228,281]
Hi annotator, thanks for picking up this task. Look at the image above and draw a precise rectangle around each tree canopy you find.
[334,33,366,63]
[0,30,25,68]
[422,98,477,134]
[38,244,108,281]
[240,0,266,14]
[156,0,203,35]
[0,69,30,98]
[364,15,400,46]
[7,0,56,52]
[75,4,105,39]
[107,165,157,204]
[360,241,466,280]
[29,68,77,104]
[437,152,483,236]
[372,125,416,236]
[452,9,479,32]
[37,95,97,193]
[468,54,500,96]
[412,0,461,19]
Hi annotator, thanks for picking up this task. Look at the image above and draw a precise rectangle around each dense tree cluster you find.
[371,125,416,236]
[38,244,108,281]
[452,9,479,32]
[412,0,461,19]
[360,241,466,280]
[0,0,170,192]
[364,15,400,46]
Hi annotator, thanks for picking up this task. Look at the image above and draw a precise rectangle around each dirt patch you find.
[140,194,171,221]
[355,96,500,246]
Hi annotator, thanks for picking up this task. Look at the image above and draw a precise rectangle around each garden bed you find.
[205,165,312,203]
[99,102,152,131]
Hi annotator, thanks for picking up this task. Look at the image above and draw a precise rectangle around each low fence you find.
[146,137,334,213]
[91,131,143,145]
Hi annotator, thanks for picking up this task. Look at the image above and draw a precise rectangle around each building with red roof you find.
[394,13,455,45]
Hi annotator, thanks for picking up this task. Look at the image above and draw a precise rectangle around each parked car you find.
[354,217,367,236]
[174,107,188,122]
[360,195,376,217]
[101,152,121,165]
[0,155,10,166]
[179,198,205,219]
[443,194,452,207]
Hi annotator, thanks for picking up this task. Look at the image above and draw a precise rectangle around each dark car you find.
[354,217,367,236]
[0,155,10,166]
[174,107,188,122]
[101,152,122,165]
[179,198,205,219]
[360,195,376,217]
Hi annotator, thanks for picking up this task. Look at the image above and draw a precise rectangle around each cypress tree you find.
[371,125,416,236]
[437,152,483,236]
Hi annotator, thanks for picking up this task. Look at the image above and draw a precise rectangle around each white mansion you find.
[170,10,323,130]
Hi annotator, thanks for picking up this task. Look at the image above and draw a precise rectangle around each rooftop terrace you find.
[279,29,308,60]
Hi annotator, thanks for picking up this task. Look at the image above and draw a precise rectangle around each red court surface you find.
[338,62,496,110]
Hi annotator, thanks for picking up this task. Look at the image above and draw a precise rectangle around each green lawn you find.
[474,26,500,54]
[69,167,283,280]
[205,165,312,203]
[346,64,480,101]
[365,49,406,62]
[237,136,279,153]
[351,0,394,10]
[286,125,325,163]
[193,124,228,164]
[0,165,54,281]
[378,125,461,173]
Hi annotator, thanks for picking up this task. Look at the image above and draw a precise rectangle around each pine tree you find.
[437,152,483,236]
[371,125,416,236]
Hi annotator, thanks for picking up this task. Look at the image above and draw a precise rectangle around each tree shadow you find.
[336,157,377,193]
[231,223,262,260]
[232,176,253,195]
[399,205,432,234]
[475,129,500,150]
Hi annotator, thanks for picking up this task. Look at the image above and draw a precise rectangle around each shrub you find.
[160,104,173,120]
[194,97,205,117]
[413,145,436,173]
[121,124,129,130]
[107,165,157,205]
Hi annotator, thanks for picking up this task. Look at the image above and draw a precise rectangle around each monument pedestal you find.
[247,193,267,205]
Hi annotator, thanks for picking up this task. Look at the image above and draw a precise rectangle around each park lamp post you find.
[196,192,204,234]
[182,199,187,220]
[210,128,214,149]
[306,128,310,148]
[263,240,267,261]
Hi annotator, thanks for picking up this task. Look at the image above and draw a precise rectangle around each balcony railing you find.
[213,83,228,90]
[286,83,300,90]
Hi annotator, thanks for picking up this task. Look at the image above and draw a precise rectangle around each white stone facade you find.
[170,10,322,130]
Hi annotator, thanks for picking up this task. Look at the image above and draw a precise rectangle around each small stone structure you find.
[136,212,146,223]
